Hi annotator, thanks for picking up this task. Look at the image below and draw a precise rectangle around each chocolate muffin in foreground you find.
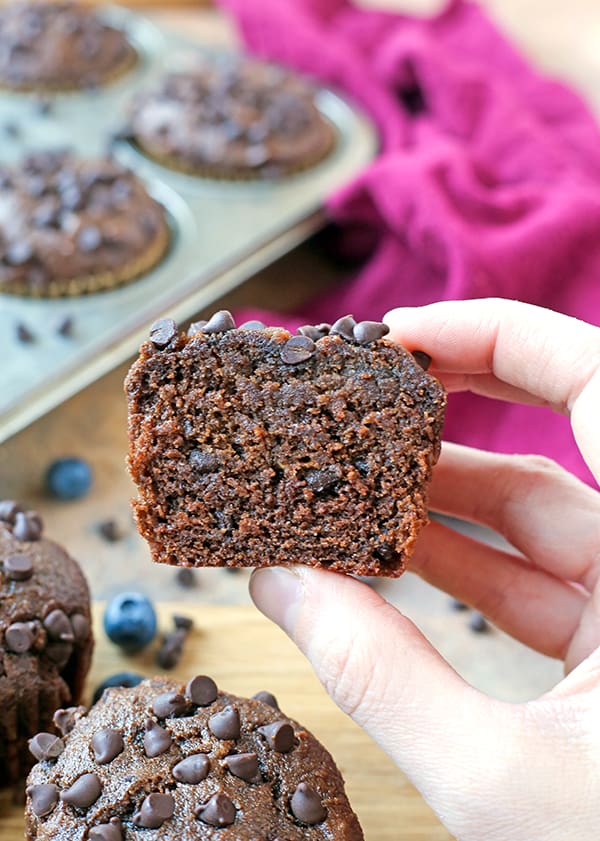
[126,312,446,576]
[128,59,335,179]
[0,500,93,789]
[25,676,364,840]
[0,2,136,92]
[0,151,169,298]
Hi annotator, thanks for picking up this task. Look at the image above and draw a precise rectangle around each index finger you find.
[383,298,600,481]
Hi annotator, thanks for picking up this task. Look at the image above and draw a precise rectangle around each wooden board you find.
[0,604,452,841]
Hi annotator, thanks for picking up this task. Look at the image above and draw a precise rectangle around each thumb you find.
[249,566,519,826]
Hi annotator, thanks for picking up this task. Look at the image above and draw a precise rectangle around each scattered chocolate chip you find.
[43,609,74,642]
[412,350,431,371]
[353,321,390,344]
[16,322,35,344]
[450,598,469,611]
[208,705,240,740]
[175,567,196,589]
[144,719,172,757]
[53,706,86,736]
[92,729,124,765]
[186,674,218,707]
[187,320,207,335]
[0,500,22,523]
[152,692,188,719]
[32,201,60,229]
[155,629,186,670]
[290,783,327,825]
[223,752,259,781]
[45,641,74,668]
[149,318,177,349]
[70,613,90,643]
[27,784,59,817]
[305,465,341,494]
[60,184,83,211]
[257,720,294,753]
[245,144,269,167]
[88,817,123,841]
[280,335,316,365]
[172,753,210,784]
[189,450,220,473]
[60,773,102,809]
[12,510,42,541]
[330,315,356,341]
[133,792,175,829]
[7,243,36,268]
[172,614,194,632]
[97,519,122,543]
[195,792,236,827]
[200,310,236,333]
[77,224,102,252]
[4,121,20,139]
[252,690,279,710]
[36,98,53,117]
[4,553,34,581]
[56,316,74,338]
[28,732,65,762]
[239,320,266,330]
[5,622,34,654]
[297,325,326,341]
[468,611,490,634]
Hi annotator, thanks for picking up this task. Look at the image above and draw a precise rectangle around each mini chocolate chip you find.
[257,720,294,753]
[188,320,207,335]
[56,316,74,338]
[16,322,35,344]
[305,465,341,493]
[149,318,177,349]
[77,225,102,253]
[252,691,279,710]
[172,614,194,632]
[239,320,266,330]
[45,641,73,668]
[450,598,469,612]
[36,98,53,118]
[189,450,220,473]
[27,784,59,817]
[353,320,390,344]
[245,144,269,167]
[469,611,490,634]
[155,629,186,670]
[330,315,356,341]
[152,692,188,718]
[172,753,210,784]
[4,553,33,581]
[60,184,83,211]
[280,335,316,365]
[43,609,74,642]
[0,500,22,523]
[88,817,123,841]
[97,519,122,542]
[412,350,432,371]
[4,121,20,139]
[290,783,327,825]
[92,729,124,764]
[195,792,236,827]
[144,719,172,757]
[208,705,240,740]
[12,511,42,541]
[5,622,34,653]
[28,732,65,762]
[53,706,85,736]
[297,325,326,341]
[70,613,90,643]
[175,567,196,589]
[133,793,175,829]
[186,675,218,706]
[60,773,102,809]
[200,310,236,333]
[223,752,259,781]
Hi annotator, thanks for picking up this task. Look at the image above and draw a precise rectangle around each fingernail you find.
[250,567,303,635]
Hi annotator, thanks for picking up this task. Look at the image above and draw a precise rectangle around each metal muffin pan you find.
[0,5,378,445]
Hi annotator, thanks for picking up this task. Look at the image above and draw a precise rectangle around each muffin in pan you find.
[0,1,136,92]
[0,151,170,298]
[128,58,336,180]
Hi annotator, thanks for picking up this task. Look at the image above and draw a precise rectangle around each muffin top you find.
[26,676,364,840]
[128,59,335,178]
[0,151,169,297]
[0,1,135,90]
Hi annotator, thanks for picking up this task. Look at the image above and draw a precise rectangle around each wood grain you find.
[0,604,452,841]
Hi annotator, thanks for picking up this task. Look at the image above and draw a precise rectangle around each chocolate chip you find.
[239,320,266,330]
[200,310,236,333]
[77,225,103,253]
[45,641,73,668]
[297,325,326,341]
[245,144,269,167]
[6,241,34,266]
[330,315,357,341]
[155,629,186,670]
[144,719,172,757]
[172,753,210,784]
[43,609,74,642]
[450,598,468,612]
[27,784,59,817]
[4,553,33,581]
[188,320,207,335]
[172,614,194,632]
[412,350,431,371]
[305,465,341,493]
[56,316,74,338]
[252,690,279,710]
[149,318,177,349]
[36,98,53,118]
[28,732,65,762]
[70,613,90,643]
[25,175,47,198]
[53,706,85,736]
[257,720,294,753]
[96,519,122,543]
[16,323,35,344]
[5,622,34,653]
[223,752,259,781]
[290,783,327,825]
[4,121,20,139]
[208,705,240,740]
[195,792,236,827]
[92,729,124,765]
[353,321,390,344]
[60,185,83,211]
[88,817,123,841]
[189,450,220,473]
[280,335,316,365]
[0,500,22,524]
[12,511,42,541]
[468,611,490,634]
[152,692,188,718]
[186,674,218,706]
[175,568,196,589]
[32,201,60,229]
[60,773,102,809]
[133,793,175,829]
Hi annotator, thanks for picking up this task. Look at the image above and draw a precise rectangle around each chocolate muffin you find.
[128,59,336,179]
[0,2,136,92]
[126,313,446,577]
[0,500,93,789]
[0,151,169,298]
[25,676,364,840]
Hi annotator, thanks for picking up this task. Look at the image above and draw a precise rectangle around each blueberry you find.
[103,592,157,654]
[45,457,93,501]
[92,671,144,704]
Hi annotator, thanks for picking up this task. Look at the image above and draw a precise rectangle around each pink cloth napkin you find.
[218,0,600,485]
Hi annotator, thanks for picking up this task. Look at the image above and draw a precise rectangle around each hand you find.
[249,299,600,841]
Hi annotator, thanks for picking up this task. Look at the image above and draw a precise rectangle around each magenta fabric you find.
[218,0,600,485]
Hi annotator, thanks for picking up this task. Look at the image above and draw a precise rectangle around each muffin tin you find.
[0,5,377,445]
